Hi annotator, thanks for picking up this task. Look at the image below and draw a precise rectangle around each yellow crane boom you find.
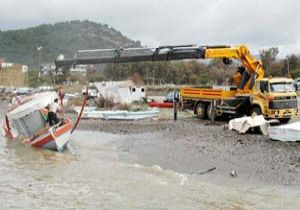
[55,44,264,92]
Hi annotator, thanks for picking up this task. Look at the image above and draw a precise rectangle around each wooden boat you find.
[3,92,73,152]
[73,106,160,120]
[29,119,72,151]
[103,108,160,120]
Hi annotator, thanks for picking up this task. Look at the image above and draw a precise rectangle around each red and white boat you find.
[3,92,76,152]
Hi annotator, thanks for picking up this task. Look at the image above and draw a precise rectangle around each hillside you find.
[0,20,141,68]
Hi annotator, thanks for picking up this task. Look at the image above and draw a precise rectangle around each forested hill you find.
[0,20,141,68]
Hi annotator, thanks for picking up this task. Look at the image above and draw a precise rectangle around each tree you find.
[26,70,39,87]
[286,54,300,78]
[208,59,236,85]
[259,47,280,76]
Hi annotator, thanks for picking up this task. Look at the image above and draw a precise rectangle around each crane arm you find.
[55,45,206,67]
[55,44,264,91]
[204,44,264,79]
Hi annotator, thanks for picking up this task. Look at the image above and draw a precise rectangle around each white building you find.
[41,63,56,75]
[70,65,87,75]
[0,62,14,68]
[21,65,28,73]
[84,80,146,104]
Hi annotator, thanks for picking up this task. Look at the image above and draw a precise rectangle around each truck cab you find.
[251,78,298,123]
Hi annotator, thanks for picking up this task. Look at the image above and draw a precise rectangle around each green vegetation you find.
[102,60,235,85]
[99,48,300,85]
[0,20,140,68]
[259,47,300,78]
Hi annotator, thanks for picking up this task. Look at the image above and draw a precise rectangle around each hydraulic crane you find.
[56,44,298,123]
[56,44,263,93]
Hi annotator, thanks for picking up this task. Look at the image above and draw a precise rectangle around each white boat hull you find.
[103,109,160,120]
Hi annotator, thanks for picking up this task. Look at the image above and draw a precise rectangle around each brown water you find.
[0,130,300,209]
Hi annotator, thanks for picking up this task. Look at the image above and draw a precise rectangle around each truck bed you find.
[180,86,237,100]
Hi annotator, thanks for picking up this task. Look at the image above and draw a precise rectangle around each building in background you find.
[82,80,146,104]
[40,63,56,75]
[0,59,28,87]
[70,65,87,76]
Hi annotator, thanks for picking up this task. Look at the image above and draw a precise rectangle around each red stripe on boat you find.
[31,120,72,148]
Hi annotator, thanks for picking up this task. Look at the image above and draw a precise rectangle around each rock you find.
[230,170,238,178]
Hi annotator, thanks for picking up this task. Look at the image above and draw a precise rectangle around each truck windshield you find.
[270,82,295,93]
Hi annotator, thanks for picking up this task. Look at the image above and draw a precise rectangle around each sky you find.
[1,0,300,57]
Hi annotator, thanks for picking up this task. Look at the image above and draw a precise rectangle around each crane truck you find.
[55,44,298,123]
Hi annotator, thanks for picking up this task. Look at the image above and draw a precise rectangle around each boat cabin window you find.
[12,110,47,138]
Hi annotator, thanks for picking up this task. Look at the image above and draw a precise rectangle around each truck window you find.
[260,81,269,93]
[270,82,295,92]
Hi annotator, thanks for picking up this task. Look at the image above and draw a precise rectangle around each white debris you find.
[230,170,238,178]
[228,115,269,135]
[269,121,300,142]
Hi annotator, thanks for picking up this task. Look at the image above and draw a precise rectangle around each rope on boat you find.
[58,87,64,108]
[4,114,13,139]
[13,93,21,105]
[71,86,89,134]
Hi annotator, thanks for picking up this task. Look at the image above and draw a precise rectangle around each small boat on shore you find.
[103,108,160,120]
[3,92,73,152]
[73,106,160,120]
[148,101,173,108]
[73,106,97,113]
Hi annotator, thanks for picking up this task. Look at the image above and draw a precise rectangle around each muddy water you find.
[0,130,299,210]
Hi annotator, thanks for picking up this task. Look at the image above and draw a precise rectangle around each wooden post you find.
[173,91,180,121]
[211,100,216,122]
[173,100,177,121]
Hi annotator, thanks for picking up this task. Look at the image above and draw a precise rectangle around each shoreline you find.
[76,115,300,186]
[2,97,300,187]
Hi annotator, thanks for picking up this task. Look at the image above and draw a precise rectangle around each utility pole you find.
[286,57,290,76]
[37,46,42,85]
[146,67,149,85]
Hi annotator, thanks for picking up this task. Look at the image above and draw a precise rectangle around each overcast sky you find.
[1,0,300,56]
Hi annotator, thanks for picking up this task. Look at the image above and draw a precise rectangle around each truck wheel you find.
[207,104,215,121]
[249,106,262,117]
[195,103,207,119]
[279,118,290,124]
[249,106,262,134]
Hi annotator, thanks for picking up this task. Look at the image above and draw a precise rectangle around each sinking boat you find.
[269,121,300,142]
[103,108,160,120]
[3,91,85,152]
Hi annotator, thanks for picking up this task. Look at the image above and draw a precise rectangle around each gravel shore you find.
[76,114,300,186]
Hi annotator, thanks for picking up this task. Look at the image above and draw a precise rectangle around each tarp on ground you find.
[269,121,300,142]
[228,115,269,135]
